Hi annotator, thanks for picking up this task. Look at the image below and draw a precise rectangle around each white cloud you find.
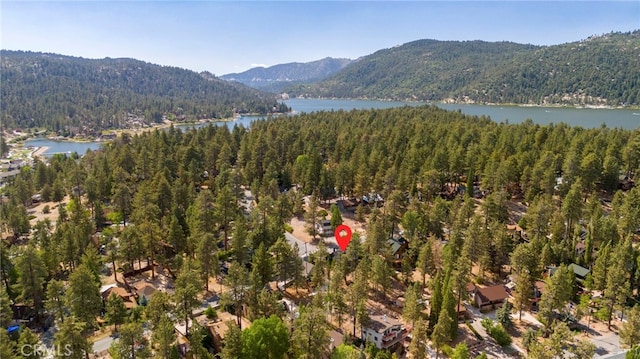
[250,63,268,68]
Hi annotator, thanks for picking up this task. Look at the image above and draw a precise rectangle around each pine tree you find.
[250,242,273,289]
[371,255,392,301]
[224,262,250,329]
[1,329,17,359]
[18,327,41,359]
[402,283,423,328]
[305,194,320,241]
[188,323,213,359]
[220,321,243,359]
[441,284,458,340]
[538,264,575,327]
[15,244,47,318]
[348,264,368,338]
[329,203,343,230]
[172,258,200,336]
[620,305,640,348]
[452,244,471,318]
[513,270,533,321]
[105,292,128,331]
[496,301,514,329]
[431,306,454,359]
[65,264,102,329]
[144,291,173,330]
[408,318,427,359]
[151,316,175,359]
[54,316,91,359]
[291,305,329,359]
[109,322,151,359]
[231,215,250,267]
[0,286,13,328]
[604,242,632,329]
[195,232,218,292]
[416,238,435,287]
[428,270,444,333]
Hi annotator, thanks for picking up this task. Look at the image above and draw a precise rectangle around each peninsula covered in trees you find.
[1,104,640,358]
[0,51,289,134]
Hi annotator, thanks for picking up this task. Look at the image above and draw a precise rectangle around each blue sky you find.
[2,1,638,75]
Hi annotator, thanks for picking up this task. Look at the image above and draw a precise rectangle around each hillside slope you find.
[220,57,353,93]
[1,51,287,133]
[288,31,640,106]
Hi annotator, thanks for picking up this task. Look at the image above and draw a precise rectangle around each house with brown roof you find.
[132,281,157,303]
[101,285,137,309]
[472,284,510,310]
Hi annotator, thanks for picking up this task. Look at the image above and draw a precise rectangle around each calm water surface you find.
[24,138,103,156]
[26,98,640,155]
[286,98,640,130]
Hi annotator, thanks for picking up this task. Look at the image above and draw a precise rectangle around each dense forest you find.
[1,105,640,358]
[288,31,640,106]
[0,51,289,133]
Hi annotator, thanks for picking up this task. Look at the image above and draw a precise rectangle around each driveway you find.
[464,303,523,358]
[591,330,622,357]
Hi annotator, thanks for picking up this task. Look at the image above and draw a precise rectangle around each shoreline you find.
[31,146,49,159]
[292,96,640,110]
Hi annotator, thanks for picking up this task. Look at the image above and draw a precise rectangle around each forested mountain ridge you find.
[288,31,640,106]
[220,57,354,93]
[0,50,288,133]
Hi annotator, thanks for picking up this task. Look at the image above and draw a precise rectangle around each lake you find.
[285,98,640,130]
[23,138,104,157]
[27,98,640,156]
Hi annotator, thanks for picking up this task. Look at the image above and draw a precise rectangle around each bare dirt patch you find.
[28,195,71,230]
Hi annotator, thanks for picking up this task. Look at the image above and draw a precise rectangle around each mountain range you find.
[220,57,353,93]
[1,51,286,133]
[285,31,640,106]
[2,31,639,134]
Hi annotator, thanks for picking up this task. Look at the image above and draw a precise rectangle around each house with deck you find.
[362,314,409,350]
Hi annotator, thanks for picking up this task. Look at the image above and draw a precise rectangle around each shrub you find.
[42,205,50,214]
[466,320,483,340]
[626,345,640,359]
[204,307,217,320]
[594,306,610,322]
[284,224,294,233]
[441,344,454,357]
[480,317,493,330]
[318,209,328,217]
[489,325,512,347]
[481,318,512,347]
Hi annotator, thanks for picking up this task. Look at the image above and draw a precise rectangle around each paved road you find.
[93,335,115,353]
[591,330,622,357]
[93,329,151,354]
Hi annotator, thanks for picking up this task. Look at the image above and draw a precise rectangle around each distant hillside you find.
[288,31,640,106]
[220,57,353,93]
[1,51,288,133]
